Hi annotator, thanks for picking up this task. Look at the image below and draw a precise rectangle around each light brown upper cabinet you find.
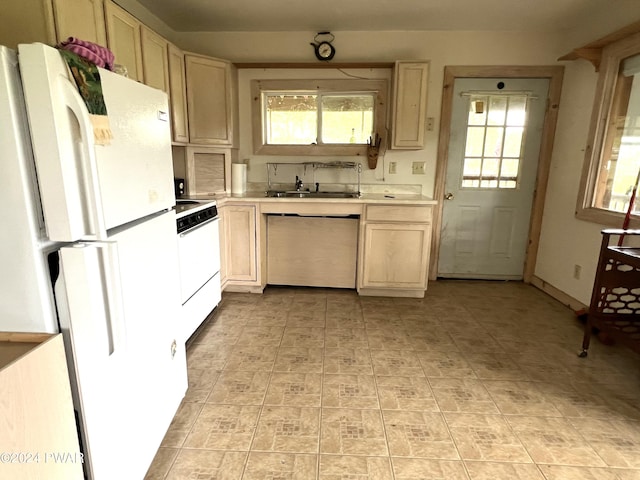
[167,43,189,143]
[104,0,143,82]
[185,53,235,146]
[0,0,106,49]
[391,61,429,149]
[140,25,169,93]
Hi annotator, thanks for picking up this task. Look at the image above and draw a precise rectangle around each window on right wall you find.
[577,32,640,226]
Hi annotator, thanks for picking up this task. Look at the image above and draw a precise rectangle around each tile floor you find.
[145,281,640,479]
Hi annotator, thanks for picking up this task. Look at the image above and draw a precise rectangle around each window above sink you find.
[251,79,388,156]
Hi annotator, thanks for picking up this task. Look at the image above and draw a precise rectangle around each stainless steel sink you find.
[265,191,359,199]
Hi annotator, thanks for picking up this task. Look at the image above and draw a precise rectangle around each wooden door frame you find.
[430,65,564,282]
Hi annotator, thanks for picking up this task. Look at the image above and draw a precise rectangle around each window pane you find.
[507,96,527,126]
[468,96,488,125]
[487,96,507,125]
[504,127,524,157]
[594,64,640,213]
[321,94,374,144]
[501,158,520,179]
[463,158,482,177]
[499,180,517,189]
[465,127,485,156]
[481,179,498,188]
[265,94,317,144]
[462,179,480,188]
[481,158,500,180]
[484,127,504,157]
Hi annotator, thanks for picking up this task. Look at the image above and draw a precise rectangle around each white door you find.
[438,78,549,279]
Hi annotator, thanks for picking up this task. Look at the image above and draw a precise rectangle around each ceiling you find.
[133,0,620,33]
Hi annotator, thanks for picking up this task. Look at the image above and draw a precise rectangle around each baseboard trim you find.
[530,275,587,312]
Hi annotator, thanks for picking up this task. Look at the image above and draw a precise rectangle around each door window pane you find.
[460,94,528,190]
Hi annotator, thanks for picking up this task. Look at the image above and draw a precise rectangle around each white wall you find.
[124,0,640,305]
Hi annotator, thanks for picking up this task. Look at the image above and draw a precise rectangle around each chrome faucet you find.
[295,175,304,191]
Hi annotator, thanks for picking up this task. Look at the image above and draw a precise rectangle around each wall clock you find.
[310,32,335,61]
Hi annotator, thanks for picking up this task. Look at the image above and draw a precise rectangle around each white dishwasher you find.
[267,214,359,288]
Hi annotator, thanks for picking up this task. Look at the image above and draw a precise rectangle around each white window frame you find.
[251,79,388,156]
[577,31,640,227]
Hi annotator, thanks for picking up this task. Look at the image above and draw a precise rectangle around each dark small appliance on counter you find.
[174,178,185,197]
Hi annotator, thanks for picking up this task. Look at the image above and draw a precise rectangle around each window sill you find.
[255,144,369,157]
[575,206,640,229]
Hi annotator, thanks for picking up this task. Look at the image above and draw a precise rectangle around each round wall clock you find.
[310,32,336,61]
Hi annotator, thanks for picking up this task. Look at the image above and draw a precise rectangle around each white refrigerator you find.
[0,43,187,479]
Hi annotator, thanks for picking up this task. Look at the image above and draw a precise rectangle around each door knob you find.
[444,192,455,200]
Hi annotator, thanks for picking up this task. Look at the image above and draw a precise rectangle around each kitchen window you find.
[577,32,640,226]
[251,79,387,156]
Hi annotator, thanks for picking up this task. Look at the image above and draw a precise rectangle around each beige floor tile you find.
[319,455,393,479]
[538,464,640,480]
[392,458,469,479]
[324,328,369,349]
[264,372,323,407]
[252,406,320,453]
[407,330,459,352]
[183,367,221,403]
[280,327,325,347]
[190,322,244,345]
[325,311,365,329]
[506,416,606,466]
[144,447,179,480]
[274,346,324,373]
[183,404,260,450]
[370,349,425,376]
[429,378,500,414]
[206,370,270,405]
[160,402,203,447]
[322,374,379,409]
[465,353,531,380]
[464,461,544,480]
[236,326,284,346]
[164,450,246,480]
[418,350,478,378]
[320,408,388,455]
[375,375,439,411]
[244,452,318,479]
[453,333,506,353]
[224,345,278,372]
[366,329,413,350]
[382,410,459,459]
[445,412,532,462]
[186,342,234,370]
[482,380,563,416]
[324,347,374,375]
[568,417,640,468]
[286,310,326,328]
[244,310,288,326]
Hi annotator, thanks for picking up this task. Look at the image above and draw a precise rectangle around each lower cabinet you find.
[0,333,83,480]
[220,203,262,292]
[358,204,433,297]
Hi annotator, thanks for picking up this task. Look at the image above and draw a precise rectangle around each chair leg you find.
[579,316,592,358]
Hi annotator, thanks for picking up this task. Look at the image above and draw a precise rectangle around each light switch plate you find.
[389,162,397,174]
[412,162,426,175]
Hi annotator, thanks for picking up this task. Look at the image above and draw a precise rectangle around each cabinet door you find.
[218,206,227,286]
[140,25,169,93]
[167,43,189,143]
[361,223,431,289]
[0,1,56,48]
[391,61,429,149]
[185,147,230,195]
[224,205,257,282]
[104,0,143,82]
[53,0,107,47]
[185,54,233,145]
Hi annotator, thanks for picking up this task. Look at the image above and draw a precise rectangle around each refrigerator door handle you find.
[59,77,107,241]
[98,241,126,356]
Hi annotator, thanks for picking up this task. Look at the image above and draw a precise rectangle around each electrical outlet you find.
[389,162,397,174]
[573,264,582,280]
[412,162,426,175]
[426,117,434,131]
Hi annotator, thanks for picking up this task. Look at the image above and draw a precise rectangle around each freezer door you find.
[17,43,175,241]
[56,211,186,480]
